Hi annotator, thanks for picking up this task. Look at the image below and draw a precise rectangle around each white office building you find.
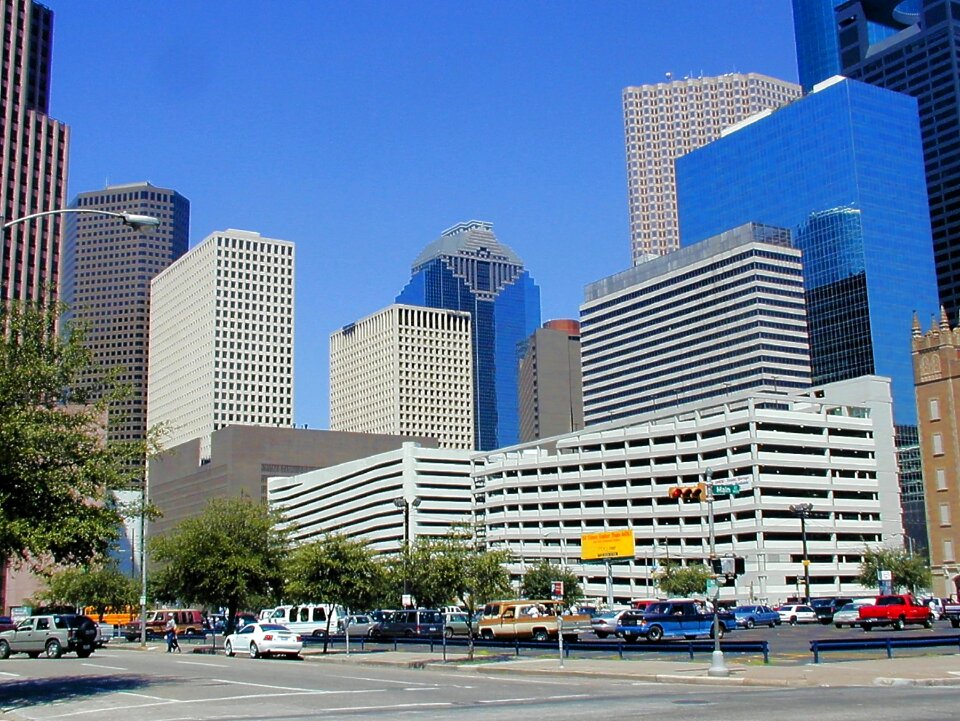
[147,229,294,455]
[473,387,889,605]
[269,442,473,553]
[623,72,800,264]
[330,304,474,450]
[580,222,812,426]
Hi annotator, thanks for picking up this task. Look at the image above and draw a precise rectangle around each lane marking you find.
[478,697,539,704]
[80,663,127,671]
[211,678,315,692]
[176,660,229,668]
[332,674,433,686]
[0,671,21,677]
[116,691,168,701]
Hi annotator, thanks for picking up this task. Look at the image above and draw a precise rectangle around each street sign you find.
[551,581,564,600]
[711,483,740,496]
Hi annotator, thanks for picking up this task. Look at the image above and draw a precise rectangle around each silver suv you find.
[0,614,98,659]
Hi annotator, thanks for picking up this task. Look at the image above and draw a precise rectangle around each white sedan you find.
[777,604,818,625]
[224,623,302,659]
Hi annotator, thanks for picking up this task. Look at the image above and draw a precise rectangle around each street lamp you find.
[393,496,421,606]
[790,503,814,604]
[1,208,161,232]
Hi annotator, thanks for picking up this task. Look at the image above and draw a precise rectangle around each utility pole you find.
[790,503,813,604]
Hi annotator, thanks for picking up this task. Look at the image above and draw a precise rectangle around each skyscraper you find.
[1,0,69,301]
[792,0,845,92]
[61,182,189,448]
[146,229,294,456]
[834,0,960,321]
[518,319,584,443]
[622,74,800,264]
[580,223,811,425]
[330,304,474,450]
[676,76,939,426]
[396,221,540,450]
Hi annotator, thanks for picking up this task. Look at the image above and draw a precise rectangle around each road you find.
[1,647,959,721]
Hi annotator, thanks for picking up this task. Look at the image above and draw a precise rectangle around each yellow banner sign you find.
[580,529,636,561]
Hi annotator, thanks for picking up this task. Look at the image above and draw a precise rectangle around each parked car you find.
[833,601,871,628]
[476,600,591,642]
[442,612,473,638]
[0,617,15,633]
[777,604,818,625]
[121,609,205,641]
[591,610,627,638]
[858,594,934,631]
[224,622,302,659]
[339,614,377,637]
[732,605,780,629]
[371,609,443,639]
[810,597,854,625]
[616,600,736,642]
[265,604,345,639]
[211,613,258,634]
[0,614,98,659]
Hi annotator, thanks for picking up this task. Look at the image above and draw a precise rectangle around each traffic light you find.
[669,483,707,502]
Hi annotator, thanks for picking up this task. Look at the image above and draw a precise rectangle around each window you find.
[944,539,955,562]
[937,468,948,491]
[933,433,944,456]
[940,503,951,526]
[929,398,941,420]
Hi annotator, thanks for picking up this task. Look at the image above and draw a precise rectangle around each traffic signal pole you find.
[705,468,729,678]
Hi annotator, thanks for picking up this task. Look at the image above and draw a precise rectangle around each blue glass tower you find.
[397,221,541,450]
[676,77,938,425]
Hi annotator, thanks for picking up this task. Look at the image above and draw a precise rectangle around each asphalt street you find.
[1,647,959,721]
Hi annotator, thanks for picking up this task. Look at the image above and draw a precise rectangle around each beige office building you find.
[330,304,473,449]
[912,310,960,598]
[623,73,800,264]
[147,229,294,456]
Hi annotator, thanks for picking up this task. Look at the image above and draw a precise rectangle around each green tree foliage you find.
[41,560,138,621]
[0,300,134,572]
[857,546,932,594]
[520,560,583,607]
[655,562,712,598]
[149,497,286,631]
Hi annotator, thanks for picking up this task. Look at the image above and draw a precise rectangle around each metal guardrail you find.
[810,634,960,663]
[301,634,770,663]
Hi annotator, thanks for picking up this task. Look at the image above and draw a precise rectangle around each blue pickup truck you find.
[616,600,736,642]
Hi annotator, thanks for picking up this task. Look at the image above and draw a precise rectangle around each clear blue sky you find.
[50,0,799,429]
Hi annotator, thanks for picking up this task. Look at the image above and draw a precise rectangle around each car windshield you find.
[837,604,857,612]
[646,603,670,615]
[810,599,832,608]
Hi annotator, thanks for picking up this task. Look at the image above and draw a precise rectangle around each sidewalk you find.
[299,648,960,687]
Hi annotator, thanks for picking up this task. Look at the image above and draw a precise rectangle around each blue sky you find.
[50,0,799,429]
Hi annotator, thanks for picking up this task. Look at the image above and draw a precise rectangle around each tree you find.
[284,534,385,651]
[40,560,138,621]
[655,562,712,597]
[857,546,932,594]
[521,560,583,607]
[0,299,135,593]
[149,497,286,632]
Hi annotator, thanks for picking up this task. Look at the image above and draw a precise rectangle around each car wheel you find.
[76,649,93,659]
[288,653,300,659]
[952,619,960,629]
[225,641,234,657]
[710,625,725,640]
[790,616,798,626]
[835,623,842,629]
[924,618,933,629]
[312,630,325,638]
[532,629,549,642]
[595,631,608,639]
[249,642,260,659]
[444,627,454,639]
[45,639,63,659]
[0,640,9,659]
[646,625,663,642]
[893,617,905,631]
[770,622,777,628]
[624,633,638,643]
[862,623,873,632]
[745,618,755,629]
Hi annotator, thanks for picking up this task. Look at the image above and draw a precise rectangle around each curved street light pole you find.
[2,208,161,232]
[394,497,421,607]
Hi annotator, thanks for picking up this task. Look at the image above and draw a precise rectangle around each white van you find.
[266,604,345,638]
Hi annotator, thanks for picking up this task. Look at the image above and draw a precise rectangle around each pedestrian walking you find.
[165,617,180,653]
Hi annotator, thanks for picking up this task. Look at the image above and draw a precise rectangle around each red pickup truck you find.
[858,594,934,631]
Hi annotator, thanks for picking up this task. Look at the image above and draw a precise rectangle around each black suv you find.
[0,614,98,659]
[810,597,853,625]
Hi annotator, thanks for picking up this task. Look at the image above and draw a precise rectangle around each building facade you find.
[61,182,189,448]
[396,221,540,451]
[835,0,960,323]
[148,426,437,538]
[518,319,584,443]
[912,310,960,597]
[623,73,800,264]
[269,442,473,554]
[146,229,294,455]
[329,304,474,450]
[1,0,69,302]
[677,76,939,427]
[580,223,812,426]
[474,388,890,605]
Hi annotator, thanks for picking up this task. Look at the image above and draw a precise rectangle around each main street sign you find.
[711,483,741,496]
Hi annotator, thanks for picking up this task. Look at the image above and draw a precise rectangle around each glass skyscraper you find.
[396,221,540,451]
[676,77,939,425]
